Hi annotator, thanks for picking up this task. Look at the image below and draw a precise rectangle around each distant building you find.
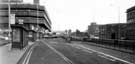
[125,6,135,40]
[127,6,135,23]
[71,29,87,38]
[122,23,135,40]
[98,23,135,40]
[87,22,99,38]
[97,6,135,40]
[85,6,135,40]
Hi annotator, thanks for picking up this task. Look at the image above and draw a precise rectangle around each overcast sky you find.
[24,0,135,32]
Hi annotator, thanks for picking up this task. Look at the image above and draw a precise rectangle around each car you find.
[0,36,9,40]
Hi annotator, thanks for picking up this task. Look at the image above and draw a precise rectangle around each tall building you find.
[98,23,127,40]
[0,0,23,3]
[126,6,135,40]
[127,6,135,23]
[0,0,51,42]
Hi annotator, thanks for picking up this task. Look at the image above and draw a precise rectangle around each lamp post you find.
[36,3,39,41]
[8,0,11,42]
[118,6,120,40]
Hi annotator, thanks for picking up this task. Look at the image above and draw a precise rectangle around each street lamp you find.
[36,3,39,41]
[8,0,11,42]
[118,6,121,40]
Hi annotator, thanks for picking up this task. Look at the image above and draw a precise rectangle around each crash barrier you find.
[71,37,135,53]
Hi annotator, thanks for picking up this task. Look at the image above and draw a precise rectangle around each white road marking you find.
[50,42,58,44]
[73,44,134,64]
[68,44,93,53]
[22,44,35,64]
[82,49,93,53]
[25,49,33,64]
[98,54,116,61]
[43,42,74,64]
[74,46,82,49]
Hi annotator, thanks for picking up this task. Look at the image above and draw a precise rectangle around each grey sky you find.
[24,0,135,31]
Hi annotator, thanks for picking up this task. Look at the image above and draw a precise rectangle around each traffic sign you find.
[10,14,15,24]
[18,19,24,24]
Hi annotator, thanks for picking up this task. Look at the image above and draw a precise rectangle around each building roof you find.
[0,3,51,31]
[126,5,135,13]
[0,3,45,11]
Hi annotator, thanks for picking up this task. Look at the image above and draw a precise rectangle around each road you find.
[0,40,9,46]
[17,38,134,64]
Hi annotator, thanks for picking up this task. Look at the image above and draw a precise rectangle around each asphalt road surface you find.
[17,38,134,64]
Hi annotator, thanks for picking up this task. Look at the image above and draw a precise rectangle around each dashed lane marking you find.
[82,49,93,53]
[50,42,58,44]
[67,44,93,53]
[43,42,74,64]
[98,54,116,61]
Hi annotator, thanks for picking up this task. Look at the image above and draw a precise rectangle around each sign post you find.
[8,0,11,43]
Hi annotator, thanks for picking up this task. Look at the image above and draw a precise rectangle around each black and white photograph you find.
[0,0,135,64]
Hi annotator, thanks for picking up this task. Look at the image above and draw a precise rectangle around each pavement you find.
[0,41,33,64]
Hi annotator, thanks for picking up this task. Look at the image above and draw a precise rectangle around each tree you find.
[76,29,81,36]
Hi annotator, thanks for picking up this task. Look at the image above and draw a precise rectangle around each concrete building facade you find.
[127,6,135,23]
[0,1,51,42]
[89,6,135,40]
[126,6,135,40]
[98,23,126,40]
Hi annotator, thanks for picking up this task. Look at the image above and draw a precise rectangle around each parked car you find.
[0,36,8,40]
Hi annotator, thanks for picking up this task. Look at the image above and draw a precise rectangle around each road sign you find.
[10,14,15,24]
[18,19,23,24]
